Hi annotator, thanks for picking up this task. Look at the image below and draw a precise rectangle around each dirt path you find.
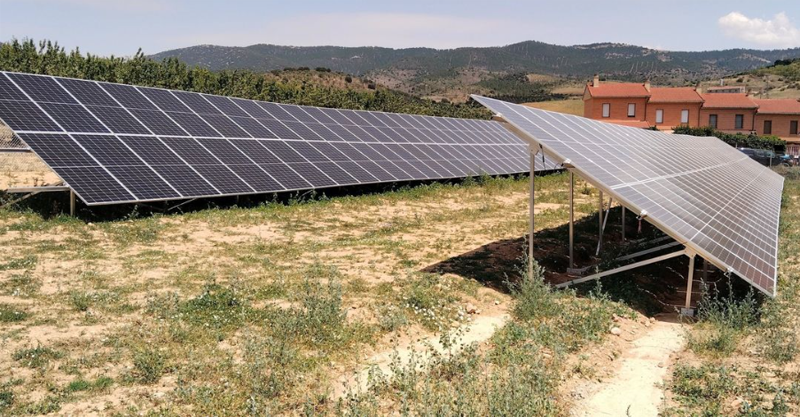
[333,312,510,399]
[570,316,686,417]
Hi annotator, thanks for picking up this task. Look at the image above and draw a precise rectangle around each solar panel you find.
[0,71,559,207]
[471,95,783,296]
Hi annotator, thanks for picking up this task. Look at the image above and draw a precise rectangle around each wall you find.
[583,97,648,120]
[646,103,702,128]
[699,108,756,133]
[753,114,800,139]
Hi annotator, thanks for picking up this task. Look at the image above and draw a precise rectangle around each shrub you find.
[131,348,167,384]
[673,125,786,153]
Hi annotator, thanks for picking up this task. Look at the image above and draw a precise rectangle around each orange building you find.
[582,77,800,156]
[698,93,758,134]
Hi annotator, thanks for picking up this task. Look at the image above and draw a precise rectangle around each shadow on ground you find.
[423,206,732,316]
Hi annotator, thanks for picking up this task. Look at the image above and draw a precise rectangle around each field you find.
[0,170,798,415]
[522,99,584,116]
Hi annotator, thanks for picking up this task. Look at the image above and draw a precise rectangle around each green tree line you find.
[0,39,491,119]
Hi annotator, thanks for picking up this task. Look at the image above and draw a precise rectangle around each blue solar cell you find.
[138,87,193,113]
[0,100,62,132]
[106,165,181,200]
[128,109,187,136]
[100,83,157,110]
[39,103,109,133]
[0,73,30,101]
[57,166,134,204]
[71,135,143,166]
[172,91,222,115]
[87,106,150,134]
[56,78,119,107]
[16,133,96,167]
[7,73,76,104]
[203,95,249,117]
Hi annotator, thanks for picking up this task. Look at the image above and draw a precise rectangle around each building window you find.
[764,120,772,135]
[627,103,636,117]
[602,103,610,118]
[735,114,744,130]
[681,109,689,124]
[791,120,798,135]
[655,109,663,124]
[709,114,718,129]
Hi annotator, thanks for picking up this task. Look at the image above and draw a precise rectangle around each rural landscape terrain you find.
[0,32,799,416]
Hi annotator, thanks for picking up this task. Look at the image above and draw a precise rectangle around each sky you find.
[1,0,799,56]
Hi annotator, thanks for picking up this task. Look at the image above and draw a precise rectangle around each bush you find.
[673,125,786,153]
[132,348,168,384]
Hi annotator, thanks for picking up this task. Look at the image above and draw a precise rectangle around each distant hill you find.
[150,41,800,96]
[699,58,800,100]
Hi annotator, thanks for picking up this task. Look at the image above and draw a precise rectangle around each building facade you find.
[583,77,800,156]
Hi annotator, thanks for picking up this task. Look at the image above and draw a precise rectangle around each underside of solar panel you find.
[0,71,558,206]
[472,95,783,297]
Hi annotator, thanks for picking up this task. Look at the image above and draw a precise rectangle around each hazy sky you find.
[1,0,799,56]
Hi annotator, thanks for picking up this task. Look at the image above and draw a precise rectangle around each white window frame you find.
[655,109,664,124]
[680,109,689,124]
[602,103,610,118]
[627,103,636,117]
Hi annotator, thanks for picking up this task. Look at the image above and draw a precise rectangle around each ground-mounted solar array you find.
[472,95,784,296]
[0,71,558,205]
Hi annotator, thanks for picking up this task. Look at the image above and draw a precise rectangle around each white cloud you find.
[170,12,524,50]
[718,11,800,48]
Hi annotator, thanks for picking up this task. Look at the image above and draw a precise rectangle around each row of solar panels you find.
[473,95,783,296]
[0,71,558,204]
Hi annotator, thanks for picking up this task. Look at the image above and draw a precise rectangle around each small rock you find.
[612,314,621,322]
[731,397,744,410]
[649,317,656,323]
[644,321,651,328]
[465,303,478,314]
[494,299,501,305]
[657,362,665,368]
[610,327,622,336]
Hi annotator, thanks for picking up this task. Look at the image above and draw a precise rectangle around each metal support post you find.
[598,191,604,253]
[569,171,574,270]
[556,249,687,289]
[703,258,708,282]
[69,190,76,217]
[621,206,626,241]
[684,253,696,313]
[528,151,535,279]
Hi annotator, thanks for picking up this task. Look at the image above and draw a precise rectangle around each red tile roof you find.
[648,87,703,103]
[586,83,650,98]
[753,99,800,114]
[700,93,757,109]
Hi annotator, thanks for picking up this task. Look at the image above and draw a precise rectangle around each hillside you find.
[150,41,800,100]
[699,58,800,99]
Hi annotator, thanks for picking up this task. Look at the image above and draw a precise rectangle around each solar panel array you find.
[0,71,558,205]
[472,95,784,296]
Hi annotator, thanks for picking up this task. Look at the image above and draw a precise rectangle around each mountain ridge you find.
[150,40,800,80]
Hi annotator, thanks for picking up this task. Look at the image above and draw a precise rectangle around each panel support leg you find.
[528,151,535,279]
[69,190,76,217]
[598,191,604,254]
[683,253,696,315]
[568,171,574,270]
[621,206,626,241]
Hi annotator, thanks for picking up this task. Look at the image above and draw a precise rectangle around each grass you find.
[0,172,796,415]
[522,99,584,116]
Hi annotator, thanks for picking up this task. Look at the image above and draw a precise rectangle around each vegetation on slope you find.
[0,39,490,119]
[150,41,800,85]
